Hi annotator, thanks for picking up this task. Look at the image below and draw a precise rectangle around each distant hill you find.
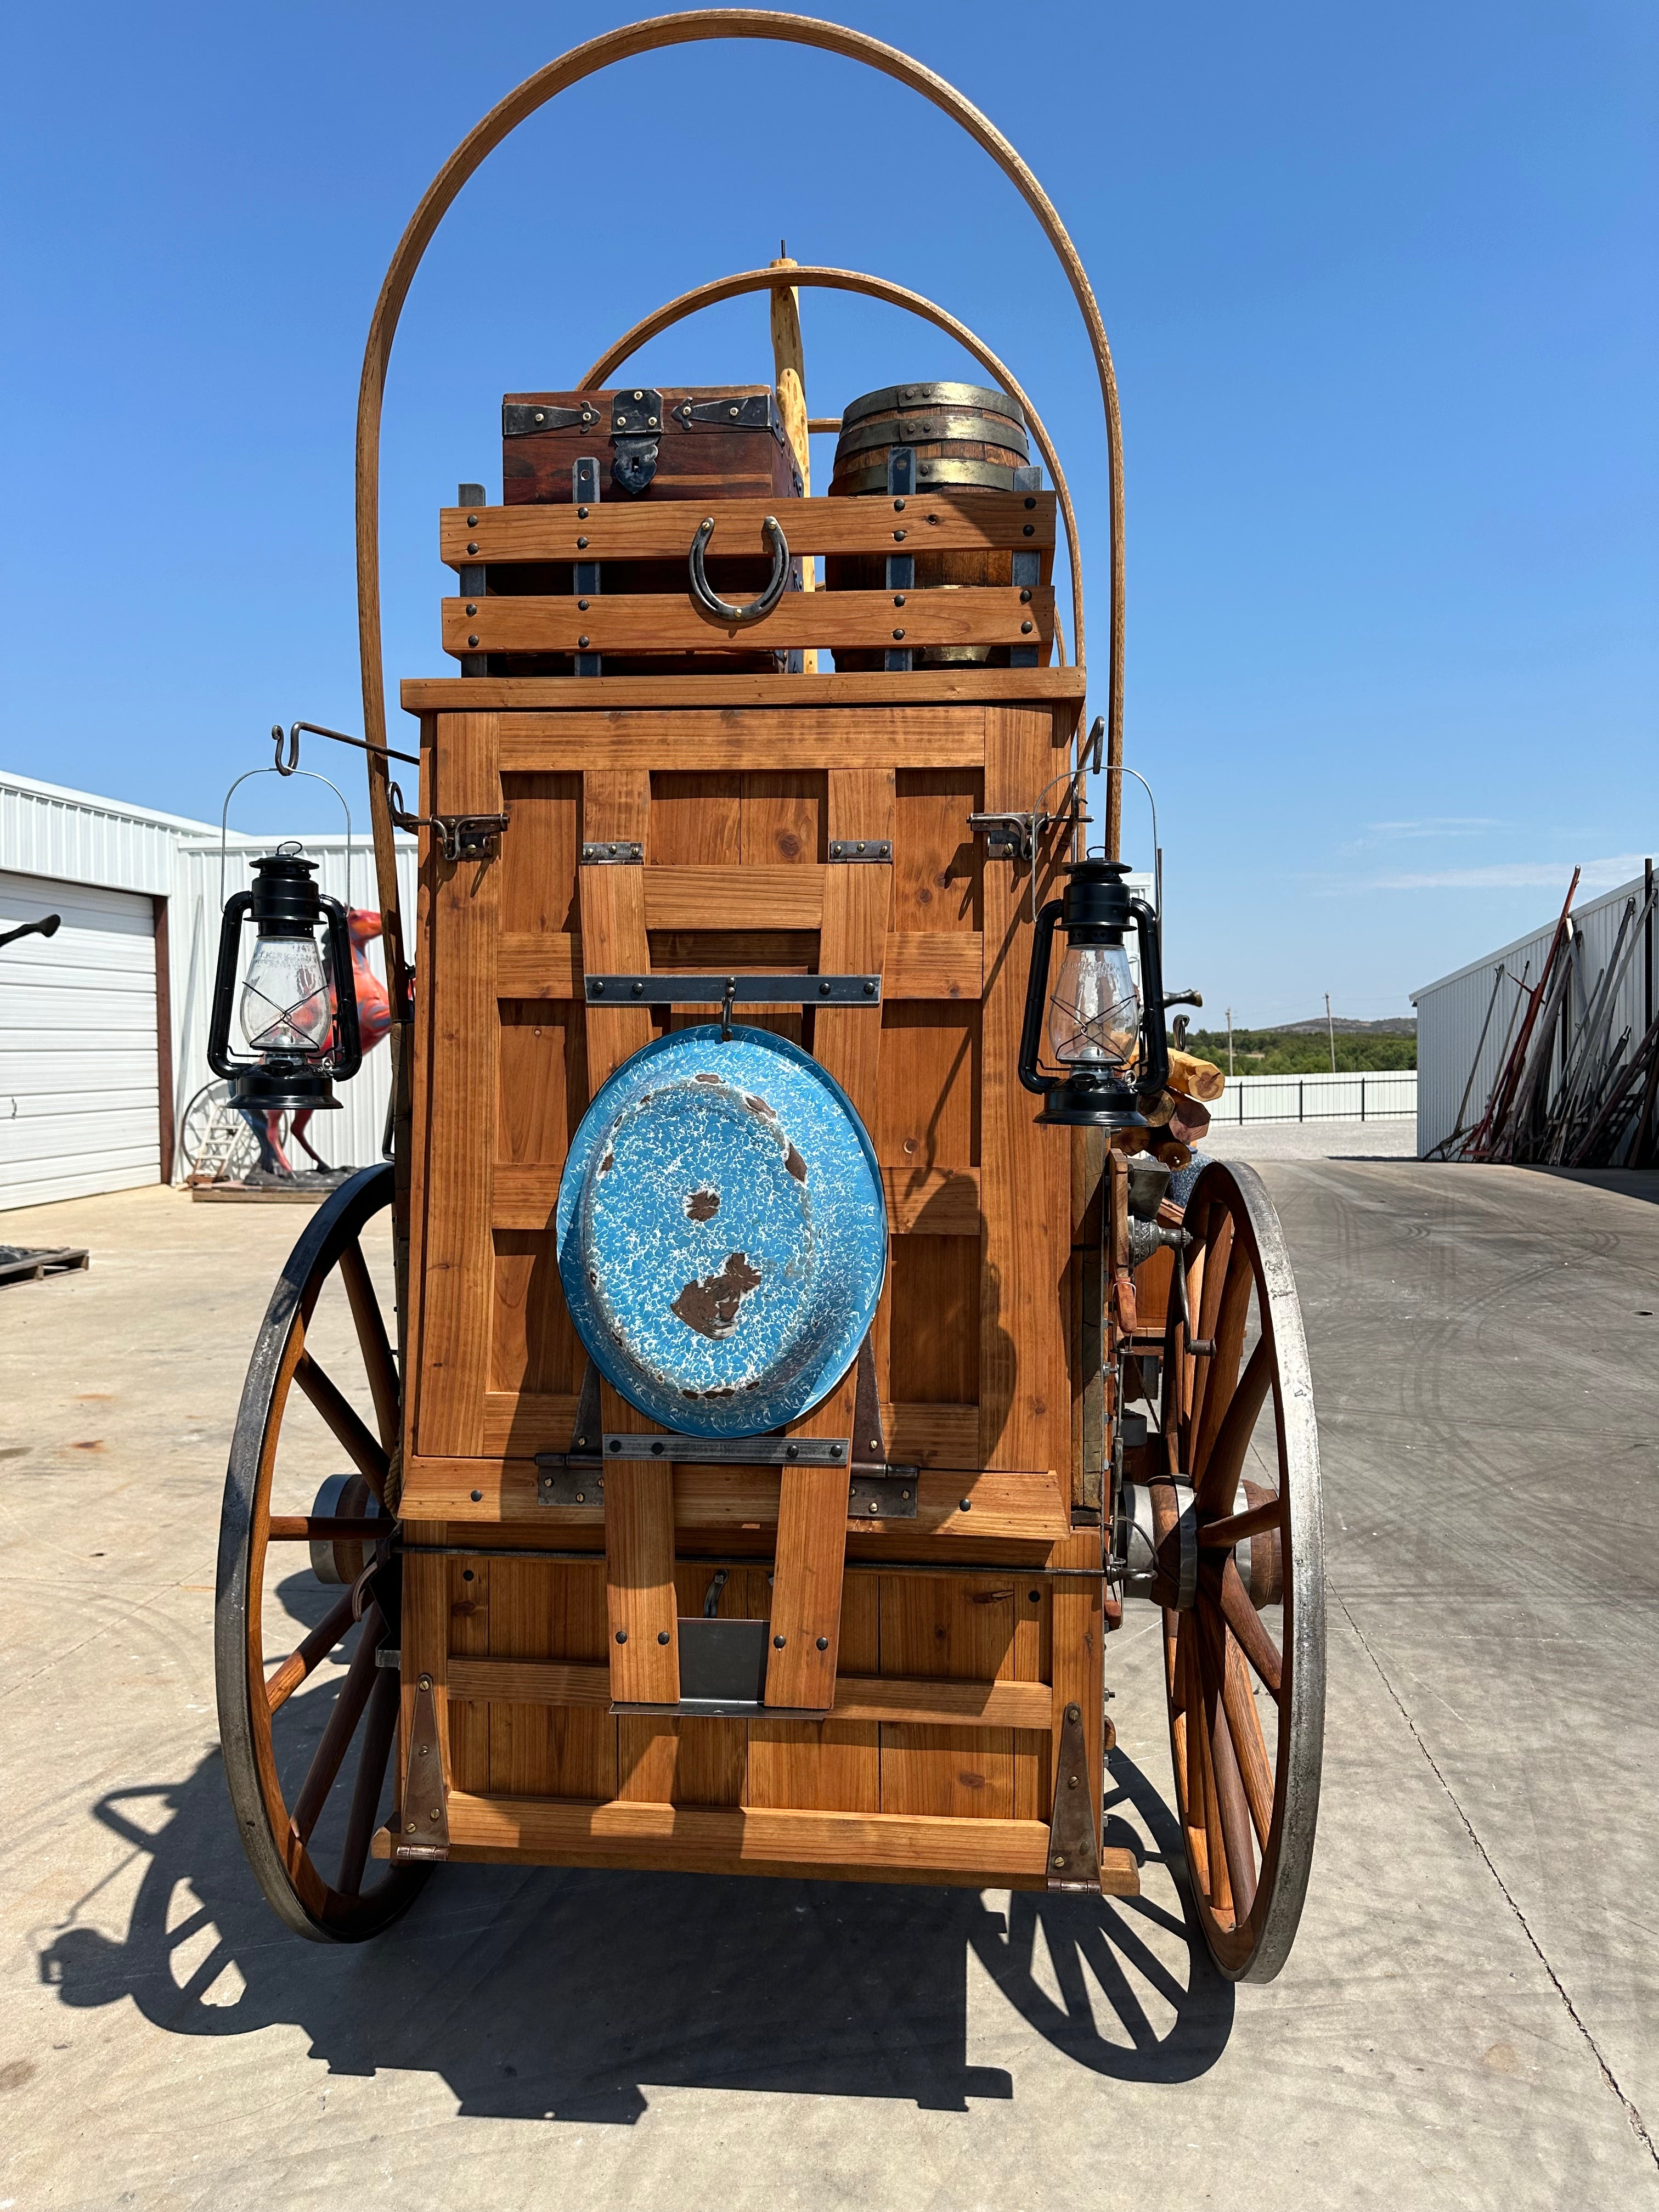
[1270,1015,1417,1035]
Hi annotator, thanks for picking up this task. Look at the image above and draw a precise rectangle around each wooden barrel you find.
[825,381,1035,669]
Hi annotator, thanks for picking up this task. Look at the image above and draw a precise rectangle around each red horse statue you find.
[241,909,391,1175]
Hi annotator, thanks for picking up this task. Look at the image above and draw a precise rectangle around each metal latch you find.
[967,812,1038,862]
[611,387,663,494]
[503,400,601,436]
[387,785,509,862]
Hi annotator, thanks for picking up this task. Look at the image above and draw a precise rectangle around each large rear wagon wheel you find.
[215,1162,426,1941]
[1128,1158,1325,1982]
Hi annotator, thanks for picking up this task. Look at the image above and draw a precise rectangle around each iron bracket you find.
[580,841,644,865]
[968,811,1039,864]
[392,1672,450,1863]
[674,393,779,433]
[388,786,509,862]
[585,973,881,1006]
[601,1433,850,1465]
[535,1459,604,1505]
[1046,1697,1102,1893]
[827,839,893,863]
[847,1470,918,1519]
[503,400,601,436]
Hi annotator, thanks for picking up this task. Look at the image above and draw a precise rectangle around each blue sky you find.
[4,2,1653,1020]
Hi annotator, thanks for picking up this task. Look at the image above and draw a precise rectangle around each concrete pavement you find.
[1,1163,1656,2209]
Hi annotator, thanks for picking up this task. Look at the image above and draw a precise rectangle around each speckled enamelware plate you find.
[556,1025,888,1438]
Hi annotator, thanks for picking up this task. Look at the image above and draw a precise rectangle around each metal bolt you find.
[467,635,479,647]
[1021,621,1033,635]
[1025,496,1037,509]
[819,981,831,996]
[856,840,866,851]
[893,628,905,641]
[830,1444,843,1459]
[577,536,589,549]
[467,513,478,526]
[958,1497,972,1512]
[774,1634,787,1647]
[578,599,590,611]
[893,498,906,511]
[1052,1853,1065,1869]
[577,506,590,519]
[592,979,606,994]
[579,634,590,648]
[417,1674,432,1690]
[1068,1773,1080,1789]
[465,602,477,616]
[862,981,876,996]
[657,1630,670,1644]
[430,1807,441,1820]
[868,1438,881,1451]
[730,405,740,417]
[407,1821,416,1834]
[785,1443,798,1458]
[1066,1702,1081,1723]
[574,1490,586,1503]
[616,1628,628,1643]
[575,1435,588,1448]
[893,528,907,541]
[470,1489,482,1503]
[462,1568,474,1583]
[868,1500,881,1514]
[1020,588,1032,603]
[816,1636,829,1650]
[634,391,643,400]
[534,411,545,424]
[901,1488,911,1501]
[648,416,658,427]
[893,595,906,608]
[1029,1589,1041,1602]
[608,1437,622,1452]
[466,541,478,554]
[633,981,645,998]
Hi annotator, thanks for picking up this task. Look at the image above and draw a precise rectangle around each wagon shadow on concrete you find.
[37,1744,1233,2115]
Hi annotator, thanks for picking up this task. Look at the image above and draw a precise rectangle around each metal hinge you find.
[827,839,892,863]
[1046,1699,1102,1893]
[580,841,643,865]
[392,1672,450,1864]
[503,400,601,436]
[673,393,781,437]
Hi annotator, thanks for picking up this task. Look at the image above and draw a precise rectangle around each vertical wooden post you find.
[769,252,816,675]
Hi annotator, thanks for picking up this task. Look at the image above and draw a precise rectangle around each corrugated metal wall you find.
[1413,868,1655,1156]
[0,770,206,898]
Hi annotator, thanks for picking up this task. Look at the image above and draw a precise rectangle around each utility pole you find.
[1325,991,1338,1073]
[1226,1007,1234,1077]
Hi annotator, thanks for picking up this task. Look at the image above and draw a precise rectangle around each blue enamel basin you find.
[556,1025,887,1438]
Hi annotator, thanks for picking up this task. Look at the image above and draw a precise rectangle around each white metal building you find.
[0,769,413,1211]
[1413,865,1655,1158]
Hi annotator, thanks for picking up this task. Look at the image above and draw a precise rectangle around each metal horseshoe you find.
[687,513,791,625]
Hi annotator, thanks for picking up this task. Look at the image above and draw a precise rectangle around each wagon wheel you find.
[179,1079,262,1180]
[1149,1157,1325,1982]
[215,1161,425,1941]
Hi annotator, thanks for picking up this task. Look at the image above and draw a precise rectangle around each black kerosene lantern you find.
[208,844,362,1111]
[1018,858,1169,1127]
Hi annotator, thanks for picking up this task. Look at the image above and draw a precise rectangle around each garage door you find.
[0,868,160,1210]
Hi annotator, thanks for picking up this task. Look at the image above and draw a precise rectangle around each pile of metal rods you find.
[1441,864,1659,1169]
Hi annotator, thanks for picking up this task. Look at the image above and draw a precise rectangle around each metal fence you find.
[1214,1070,1417,1124]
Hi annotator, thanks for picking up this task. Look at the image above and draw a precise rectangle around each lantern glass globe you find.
[1048,941,1139,1070]
[240,935,331,1055]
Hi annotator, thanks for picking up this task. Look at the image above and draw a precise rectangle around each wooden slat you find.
[444,1657,1052,1731]
[442,492,1057,566]
[979,707,1072,1472]
[403,669,1086,714]
[443,589,1054,658]
[400,1452,1068,1539]
[493,929,980,1003]
[577,771,653,1087]
[881,1166,982,1236]
[494,707,986,773]
[469,1390,981,1462]
[642,866,825,930]
[413,712,500,1458]
[603,1465,679,1702]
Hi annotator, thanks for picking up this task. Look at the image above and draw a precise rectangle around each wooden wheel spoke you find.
[338,1665,401,1897]
[1221,1623,1275,1849]
[295,1350,391,1505]
[339,1239,400,1452]
[1194,1334,1272,1520]
[288,1605,385,1847]
[1191,1223,1255,1480]
[1197,1620,1257,1918]
[1211,1553,1283,1703]
[266,1588,357,1714]
[1187,1212,1234,1441]
[1198,1494,1283,1549]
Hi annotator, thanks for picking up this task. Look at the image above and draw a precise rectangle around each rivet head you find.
[730,405,740,417]
[892,628,905,641]
[466,541,478,554]
[1021,621,1034,635]
[592,979,606,994]
[1066,1702,1081,1723]
[786,1444,798,1458]
[616,1629,628,1643]
[648,416,658,427]
[830,1444,843,1459]
[577,536,589,549]
[958,1497,972,1512]
[1029,1589,1041,1602]
[470,1489,482,1502]
[1020,588,1032,603]
[893,528,907,541]
[534,411,545,423]
[465,602,477,616]
[578,599,590,612]
[1025,496,1037,509]
[577,505,590,518]
[893,595,905,608]
[1023,523,1035,537]
[819,980,831,996]
[893,498,906,511]
[862,981,876,996]
[774,1634,787,1647]
[657,1630,670,1644]
[467,634,479,647]
[462,1568,473,1582]
[608,1438,622,1452]
[816,1636,828,1651]
[634,390,644,400]
[467,512,478,526]
[578,635,590,648]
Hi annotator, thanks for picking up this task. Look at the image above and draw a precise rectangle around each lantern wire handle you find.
[1096,759,1161,919]
[218,762,354,915]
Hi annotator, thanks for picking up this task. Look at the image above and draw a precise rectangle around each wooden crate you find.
[386,488,1125,1895]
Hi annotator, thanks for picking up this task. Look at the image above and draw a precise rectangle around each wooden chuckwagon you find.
[215,11,1325,1987]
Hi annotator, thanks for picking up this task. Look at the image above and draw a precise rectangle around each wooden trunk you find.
[384,484,1119,1894]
